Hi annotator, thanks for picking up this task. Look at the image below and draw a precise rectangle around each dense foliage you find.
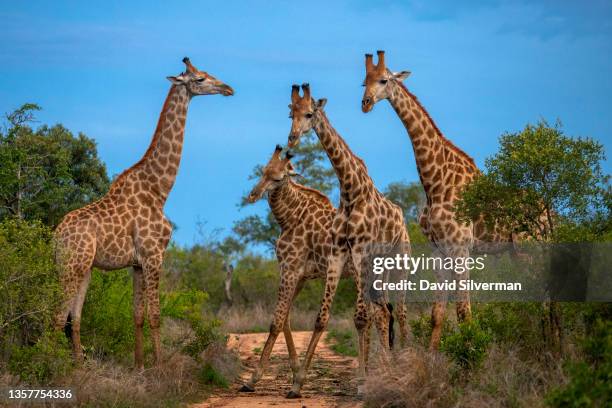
[0,104,110,226]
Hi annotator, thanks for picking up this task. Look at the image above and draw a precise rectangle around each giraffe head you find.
[247,145,297,203]
[287,83,327,148]
[167,57,234,97]
[361,50,410,113]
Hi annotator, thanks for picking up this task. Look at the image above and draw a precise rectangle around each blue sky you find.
[1,1,610,247]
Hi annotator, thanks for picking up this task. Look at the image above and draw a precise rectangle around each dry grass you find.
[363,344,567,408]
[219,303,321,333]
[0,320,241,408]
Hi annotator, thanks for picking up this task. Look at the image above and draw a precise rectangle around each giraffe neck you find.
[127,85,191,203]
[386,81,476,197]
[268,179,306,230]
[312,110,371,204]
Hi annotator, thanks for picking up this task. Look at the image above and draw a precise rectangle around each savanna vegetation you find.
[0,103,609,407]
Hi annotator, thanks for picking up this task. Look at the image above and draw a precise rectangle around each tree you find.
[0,104,110,226]
[455,120,609,240]
[233,132,338,252]
[383,181,425,223]
[455,119,610,354]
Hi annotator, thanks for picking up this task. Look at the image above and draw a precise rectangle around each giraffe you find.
[286,84,410,398]
[361,50,510,350]
[53,57,233,369]
[239,144,354,392]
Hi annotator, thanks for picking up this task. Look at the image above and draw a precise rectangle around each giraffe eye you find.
[379,79,388,85]
[196,77,206,83]
[305,113,313,119]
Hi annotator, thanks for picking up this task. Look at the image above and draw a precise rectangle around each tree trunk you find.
[223,261,234,307]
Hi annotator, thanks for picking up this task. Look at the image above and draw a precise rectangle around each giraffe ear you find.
[392,71,411,81]
[167,74,187,85]
[315,98,327,110]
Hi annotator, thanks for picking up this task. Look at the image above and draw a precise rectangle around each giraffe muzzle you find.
[362,97,374,113]
[221,85,234,96]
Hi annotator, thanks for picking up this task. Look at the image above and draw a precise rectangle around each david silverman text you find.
[372,279,523,291]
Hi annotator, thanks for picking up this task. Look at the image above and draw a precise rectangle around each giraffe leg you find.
[69,269,92,364]
[352,247,390,378]
[287,251,346,399]
[454,247,472,323]
[361,312,372,371]
[133,266,146,370]
[142,256,163,366]
[241,266,302,392]
[283,312,299,374]
[430,249,450,351]
[54,241,95,363]
[284,280,306,375]
[395,300,409,348]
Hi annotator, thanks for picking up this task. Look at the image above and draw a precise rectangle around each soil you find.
[192,331,363,408]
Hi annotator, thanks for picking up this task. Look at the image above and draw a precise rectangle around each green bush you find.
[409,313,452,347]
[81,269,134,359]
[8,330,72,385]
[161,289,222,360]
[441,320,492,370]
[326,328,358,357]
[0,219,62,355]
[546,318,612,407]
[198,363,229,388]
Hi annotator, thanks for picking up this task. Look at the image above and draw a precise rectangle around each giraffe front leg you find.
[133,266,146,370]
[287,252,345,399]
[240,267,302,392]
[142,256,163,366]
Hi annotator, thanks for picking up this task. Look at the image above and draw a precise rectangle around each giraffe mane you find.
[396,81,477,168]
[290,180,334,208]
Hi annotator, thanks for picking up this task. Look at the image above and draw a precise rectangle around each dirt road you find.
[192,331,363,408]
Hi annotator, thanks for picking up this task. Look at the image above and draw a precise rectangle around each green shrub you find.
[546,318,612,407]
[409,313,452,347]
[198,362,229,388]
[80,269,134,359]
[441,320,492,370]
[326,328,358,357]
[162,289,222,360]
[8,330,72,385]
[0,219,62,356]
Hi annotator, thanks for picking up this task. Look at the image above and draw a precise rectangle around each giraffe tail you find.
[387,303,395,349]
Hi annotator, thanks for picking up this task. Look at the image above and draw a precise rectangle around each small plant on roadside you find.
[441,320,492,370]
[198,362,229,388]
[326,328,358,357]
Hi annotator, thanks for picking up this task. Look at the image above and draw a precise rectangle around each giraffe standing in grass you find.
[54,58,233,368]
[286,84,410,398]
[361,50,517,349]
[239,145,354,392]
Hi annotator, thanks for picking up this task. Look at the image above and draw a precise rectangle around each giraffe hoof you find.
[239,384,255,392]
[286,390,301,399]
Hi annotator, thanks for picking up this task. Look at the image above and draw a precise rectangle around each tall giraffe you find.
[286,84,410,398]
[239,145,353,392]
[361,50,496,349]
[54,58,233,368]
